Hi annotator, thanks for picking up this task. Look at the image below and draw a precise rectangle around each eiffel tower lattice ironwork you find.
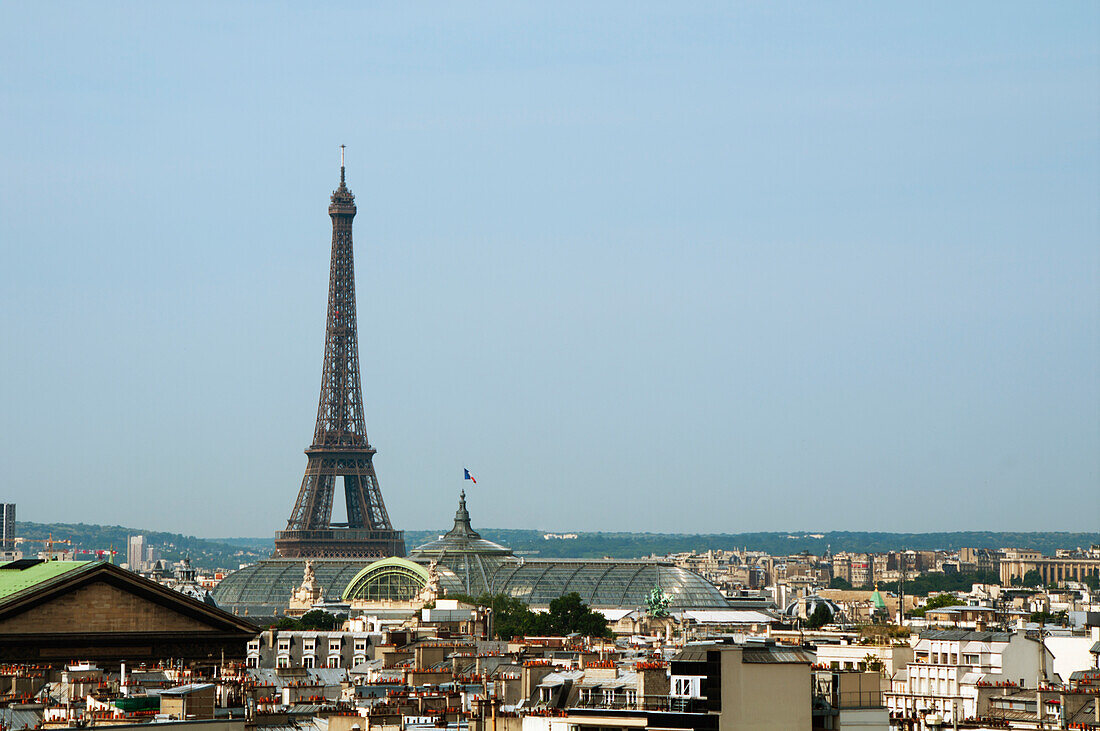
[275,155,405,559]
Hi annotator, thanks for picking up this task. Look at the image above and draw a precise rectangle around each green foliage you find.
[910,594,966,617]
[17,520,1100,571]
[874,570,999,598]
[1028,610,1068,626]
[862,654,885,674]
[446,592,538,641]
[829,577,853,590]
[1084,574,1100,591]
[405,529,1100,560]
[445,591,611,640]
[540,593,612,638]
[806,603,833,629]
[274,610,345,631]
[15,520,271,572]
[1022,569,1043,587]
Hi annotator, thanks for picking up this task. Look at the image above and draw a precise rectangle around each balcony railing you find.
[570,696,707,714]
[276,529,404,542]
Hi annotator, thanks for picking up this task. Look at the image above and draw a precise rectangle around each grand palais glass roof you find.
[212,493,729,616]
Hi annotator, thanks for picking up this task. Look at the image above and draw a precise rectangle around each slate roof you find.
[919,630,1012,642]
[0,708,42,731]
[161,683,216,696]
[245,667,347,688]
[741,647,815,664]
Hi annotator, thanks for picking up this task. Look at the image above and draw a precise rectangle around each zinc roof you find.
[0,561,93,601]
[919,630,1011,643]
[0,709,41,731]
[161,683,215,696]
[742,647,815,664]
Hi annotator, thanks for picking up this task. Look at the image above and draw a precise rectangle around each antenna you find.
[340,144,346,168]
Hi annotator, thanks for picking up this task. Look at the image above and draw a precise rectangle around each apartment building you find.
[245,628,374,669]
[886,629,1055,725]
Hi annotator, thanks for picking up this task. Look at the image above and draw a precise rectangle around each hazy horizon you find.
[2,3,1098,536]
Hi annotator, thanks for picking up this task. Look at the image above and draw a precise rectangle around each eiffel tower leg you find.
[344,474,366,529]
[287,466,335,531]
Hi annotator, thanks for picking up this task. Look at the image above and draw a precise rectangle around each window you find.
[327,656,340,668]
[277,656,290,669]
[354,640,367,652]
[278,639,291,652]
[329,639,342,653]
[247,657,259,668]
[247,639,260,652]
[353,655,366,667]
[303,639,316,652]
[303,655,315,668]
[672,677,699,698]
[345,564,427,602]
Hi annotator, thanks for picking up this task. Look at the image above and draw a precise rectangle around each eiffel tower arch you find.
[274,156,405,559]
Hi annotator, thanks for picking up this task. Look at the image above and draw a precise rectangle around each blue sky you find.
[1,2,1097,537]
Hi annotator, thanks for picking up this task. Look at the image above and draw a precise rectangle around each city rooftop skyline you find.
[1,3,1097,537]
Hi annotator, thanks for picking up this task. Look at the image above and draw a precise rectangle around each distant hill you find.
[14,521,271,572]
[403,529,1096,559]
[16,522,1097,573]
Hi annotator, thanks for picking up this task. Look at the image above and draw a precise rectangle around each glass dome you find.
[213,493,731,614]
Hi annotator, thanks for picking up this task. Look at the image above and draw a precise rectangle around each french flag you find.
[464,468,477,484]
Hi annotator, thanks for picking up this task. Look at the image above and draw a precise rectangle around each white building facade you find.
[886,629,1055,724]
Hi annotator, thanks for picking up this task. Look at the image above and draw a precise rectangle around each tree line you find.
[444,592,612,640]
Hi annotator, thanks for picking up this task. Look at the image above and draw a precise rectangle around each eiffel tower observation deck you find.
[274,151,405,559]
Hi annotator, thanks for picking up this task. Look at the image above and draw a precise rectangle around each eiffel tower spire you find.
[275,153,405,559]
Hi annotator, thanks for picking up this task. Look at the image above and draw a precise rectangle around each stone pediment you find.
[0,561,257,636]
[0,581,217,633]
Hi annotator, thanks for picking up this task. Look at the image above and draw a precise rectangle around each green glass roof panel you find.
[0,560,93,601]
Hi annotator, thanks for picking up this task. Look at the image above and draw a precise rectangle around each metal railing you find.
[276,529,405,541]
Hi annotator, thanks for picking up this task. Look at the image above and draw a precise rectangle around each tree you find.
[862,653,885,674]
[1022,569,1043,587]
[447,591,611,640]
[1084,574,1100,591]
[1029,610,1068,626]
[536,593,612,638]
[272,609,344,631]
[300,609,343,630]
[806,603,832,629]
[446,592,537,640]
[829,577,852,590]
[896,570,1000,597]
[909,594,965,617]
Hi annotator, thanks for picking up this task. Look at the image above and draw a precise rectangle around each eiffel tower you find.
[274,152,405,559]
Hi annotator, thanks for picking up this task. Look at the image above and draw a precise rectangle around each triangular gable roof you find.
[0,560,93,600]
[0,560,258,635]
